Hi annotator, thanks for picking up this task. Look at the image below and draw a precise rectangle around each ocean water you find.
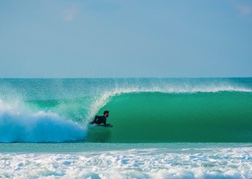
[0,78,252,178]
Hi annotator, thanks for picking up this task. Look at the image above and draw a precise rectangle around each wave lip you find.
[111,83,252,94]
[86,83,252,121]
[87,81,252,118]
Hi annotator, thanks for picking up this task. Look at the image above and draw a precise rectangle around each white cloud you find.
[235,4,252,16]
[63,6,78,22]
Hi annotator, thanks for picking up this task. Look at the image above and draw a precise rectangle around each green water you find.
[1,78,252,179]
[86,92,252,142]
[0,78,252,143]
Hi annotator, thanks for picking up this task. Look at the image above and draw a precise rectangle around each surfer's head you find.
[104,110,109,117]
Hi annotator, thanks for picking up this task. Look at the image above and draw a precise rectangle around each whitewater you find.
[0,78,252,178]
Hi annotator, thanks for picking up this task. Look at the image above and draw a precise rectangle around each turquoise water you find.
[96,92,252,143]
[0,78,252,178]
[1,78,251,143]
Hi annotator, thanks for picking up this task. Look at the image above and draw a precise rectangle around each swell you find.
[87,92,252,143]
[0,78,252,143]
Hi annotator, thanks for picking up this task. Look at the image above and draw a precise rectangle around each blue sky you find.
[0,0,252,78]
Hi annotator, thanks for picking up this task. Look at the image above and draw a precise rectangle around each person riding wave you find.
[90,110,113,127]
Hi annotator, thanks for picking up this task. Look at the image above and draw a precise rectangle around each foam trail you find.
[0,100,86,142]
[1,146,252,178]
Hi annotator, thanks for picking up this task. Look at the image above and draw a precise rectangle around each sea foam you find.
[0,146,251,178]
[0,100,86,142]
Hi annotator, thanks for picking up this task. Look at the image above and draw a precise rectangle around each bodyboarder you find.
[90,110,113,127]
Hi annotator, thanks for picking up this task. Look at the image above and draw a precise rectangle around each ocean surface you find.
[0,78,252,178]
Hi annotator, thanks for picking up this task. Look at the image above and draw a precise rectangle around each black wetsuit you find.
[90,115,107,125]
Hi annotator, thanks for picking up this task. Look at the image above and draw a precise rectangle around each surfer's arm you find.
[90,115,98,124]
[102,118,113,127]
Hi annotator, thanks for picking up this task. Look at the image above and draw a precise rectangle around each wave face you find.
[91,91,252,142]
[0,78,251,143]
